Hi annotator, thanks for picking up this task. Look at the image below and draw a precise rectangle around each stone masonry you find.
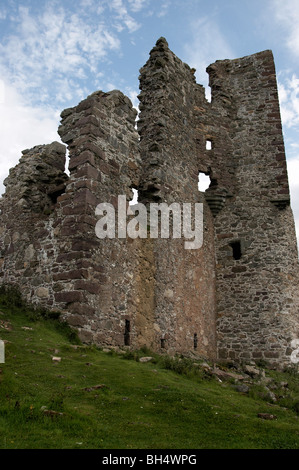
[0,38,298,367]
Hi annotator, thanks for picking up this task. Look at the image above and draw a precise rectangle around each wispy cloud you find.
[272,0,299,56]
[286,158,299,241]
[157,0,171,18]
[0,2,141,106]
[128,0,148,13]
[0,9,6,20]
[0,80,60,196]
[278,74,299,129]
[183,16,235,92]
[109,0,141,33]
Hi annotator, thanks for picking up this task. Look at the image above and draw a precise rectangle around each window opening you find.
[206,140,212,150]
[230,240,242,260]
[124,319,131,346]
[194,333,198,350]
[129,188,138,206]
[161,338,166,349]
[65,148,70,176]
[198,172,211,192]
[48,184,66,205]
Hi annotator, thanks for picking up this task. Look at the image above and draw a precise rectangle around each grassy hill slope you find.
[0,287,299,449]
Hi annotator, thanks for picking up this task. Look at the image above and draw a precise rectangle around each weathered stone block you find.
[54,291,85,303]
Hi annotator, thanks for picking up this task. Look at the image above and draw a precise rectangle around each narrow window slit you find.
[124,319,131,346]
[194,333,198,350]
[129,188,138,206]
[206,139,212,150]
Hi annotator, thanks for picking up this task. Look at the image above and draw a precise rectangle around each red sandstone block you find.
[264,351,280,358]
[57,193,71,203]
[73,189,98,207]
[267,112,281,119]
[217,233,234,240]
[72,179,94,191]
[278,189,290,195]
[64,313,86,327]
[69,151,95,170]
[83,142,106,160]
[75,165,101,180]
[56,252,88,263]
[276,174,287,181]
[62,205,82,216]
[80,124,105,138]
[76,98,94,112]
[109,159,120,170]
[232,266,247,273]
[68,302,96,316]
[98,161,110,175]
[76,115,99,127]
[74,279,101,294]
[54,290,85,303]
[53,269,82,281]
[59,225,76,237]
[71,239,99,251]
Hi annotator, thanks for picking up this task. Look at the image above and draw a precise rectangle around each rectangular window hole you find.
[161,338,166,349]
[194,333,198,350]
[230,240,242,260]
[124,319,131,346]
[206,140,212,150]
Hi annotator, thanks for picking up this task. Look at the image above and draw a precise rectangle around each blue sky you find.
[0,0,299,242]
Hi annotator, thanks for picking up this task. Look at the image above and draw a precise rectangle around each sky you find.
[0,0,299,244]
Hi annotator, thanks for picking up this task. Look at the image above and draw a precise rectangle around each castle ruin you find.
[1,38,299,366]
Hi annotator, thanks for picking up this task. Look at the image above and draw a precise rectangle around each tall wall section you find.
[137,38,217,357]
[55,90,143,346]
[0,142,68,306]
[207,51,299,365]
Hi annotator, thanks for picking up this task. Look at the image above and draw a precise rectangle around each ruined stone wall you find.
[208,51,299,364]
[137,38,217,357]
[0,38,298,366]
[0,142,68,305]
[55,90,142,347]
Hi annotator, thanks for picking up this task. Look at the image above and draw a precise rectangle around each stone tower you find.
[0,38,298,367]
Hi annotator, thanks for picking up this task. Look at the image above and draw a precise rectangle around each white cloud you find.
[109,0,141,33]
[287,157,299,246]
[0,3,121,105]
[278,74,299,129]
[0,80,4,104]
[0,9,7,20]
[273,0,299,56]
[184,16,235,91]
[0,81,61,197]
[128,0,148,13]
[157,0,171,18]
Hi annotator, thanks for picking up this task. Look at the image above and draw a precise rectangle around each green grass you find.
[1,288,299,449]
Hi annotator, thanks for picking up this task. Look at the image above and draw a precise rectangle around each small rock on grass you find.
[52,356,61,362]
[258,413,277,420]
[139,357,153,363]
[84,384,107,392]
